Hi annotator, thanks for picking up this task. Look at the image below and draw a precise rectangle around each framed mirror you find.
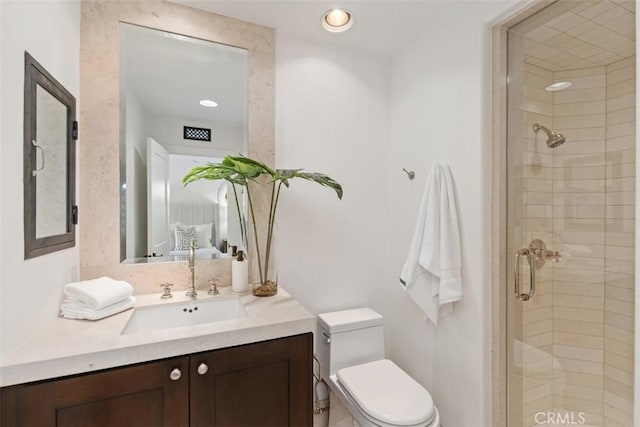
[119,23,248,264]
[23,52,77,259]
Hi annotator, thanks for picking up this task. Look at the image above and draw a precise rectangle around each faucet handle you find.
[160,283,174,299]
[208,279,220,295]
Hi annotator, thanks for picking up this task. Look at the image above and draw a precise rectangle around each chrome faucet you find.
[186,240,197,298]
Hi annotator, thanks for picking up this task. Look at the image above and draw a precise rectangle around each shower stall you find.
[503,1,636,425]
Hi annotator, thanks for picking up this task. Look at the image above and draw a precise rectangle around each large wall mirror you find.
[23,52,77,259]
[80,0,274,292]
[119,23,247,264]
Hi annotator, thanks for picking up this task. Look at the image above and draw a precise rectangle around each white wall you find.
[168,154,224,204]
[0,0,3,361]
[276,3,515,427]
[387,3,513,426]
[0,0,80,358]
[275,35,390,316]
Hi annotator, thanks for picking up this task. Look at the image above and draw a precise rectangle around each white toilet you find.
[317,308,440,427]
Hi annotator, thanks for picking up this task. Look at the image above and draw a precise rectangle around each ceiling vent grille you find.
[183,126,211,142]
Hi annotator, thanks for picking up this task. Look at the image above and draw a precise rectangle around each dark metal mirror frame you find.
[23,52,77,259]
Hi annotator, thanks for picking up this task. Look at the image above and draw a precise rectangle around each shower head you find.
[533,123,566,148]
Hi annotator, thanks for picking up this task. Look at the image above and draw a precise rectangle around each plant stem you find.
[264,181,283,284]
[230,183,246,251]
[246,184,264,284]
[263,180,277,283]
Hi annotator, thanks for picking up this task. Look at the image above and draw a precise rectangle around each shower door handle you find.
[514,248,535,301]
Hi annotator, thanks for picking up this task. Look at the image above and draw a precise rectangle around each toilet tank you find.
[316,308,386,383]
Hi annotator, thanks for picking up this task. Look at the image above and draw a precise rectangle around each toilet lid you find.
[337,359,435,426]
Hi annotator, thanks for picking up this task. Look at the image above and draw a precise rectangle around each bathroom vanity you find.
[0,288,314,426]
[1,1,299,423]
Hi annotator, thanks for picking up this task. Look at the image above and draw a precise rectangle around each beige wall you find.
[517,57,635,427]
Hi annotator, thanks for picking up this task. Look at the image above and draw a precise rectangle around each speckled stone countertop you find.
[0,287,315,387]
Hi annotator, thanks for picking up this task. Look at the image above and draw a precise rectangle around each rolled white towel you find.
[61,296,136,320]
[64,277,133,310]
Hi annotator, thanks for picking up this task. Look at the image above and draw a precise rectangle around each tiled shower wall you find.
[521,62,555,427]
[603,56,635,427]
[551,65,608,427]
[520,58,635,426]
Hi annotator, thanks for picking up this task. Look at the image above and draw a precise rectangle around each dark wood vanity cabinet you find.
[190,333,312,426]
[1,333,312,427]
[1,356,189,426]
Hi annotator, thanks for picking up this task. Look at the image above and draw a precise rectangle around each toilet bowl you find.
[317,308,440,427]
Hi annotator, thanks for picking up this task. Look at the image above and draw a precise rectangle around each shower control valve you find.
[531,247,561,263]
[527,239,561,268]
[545,251,561,263]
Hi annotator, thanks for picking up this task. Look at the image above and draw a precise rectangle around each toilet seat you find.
[336,359,436,427]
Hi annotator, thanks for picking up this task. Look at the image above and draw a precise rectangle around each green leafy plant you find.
[183,155,342,294]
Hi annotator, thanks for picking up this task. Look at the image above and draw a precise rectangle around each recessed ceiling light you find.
[199,99,218,107]
[545,82,572,92]
[322,9,354,33]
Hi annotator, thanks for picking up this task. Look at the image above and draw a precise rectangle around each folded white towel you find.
[61,296,136,320]
[399,162,462,325]
[64,277,133,310]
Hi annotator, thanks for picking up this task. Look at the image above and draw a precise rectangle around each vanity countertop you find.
[0,287,315,387]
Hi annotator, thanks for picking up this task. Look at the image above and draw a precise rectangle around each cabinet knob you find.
[170,368,182,381]
[197,363,209,375]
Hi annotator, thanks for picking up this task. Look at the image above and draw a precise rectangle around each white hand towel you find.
[64,277,134,310]
[399,162,462,325]
[61,296,136,320]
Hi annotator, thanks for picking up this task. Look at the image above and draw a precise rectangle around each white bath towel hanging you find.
[399,162,462,325]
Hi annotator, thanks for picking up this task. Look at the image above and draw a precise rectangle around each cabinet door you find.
[1,357,189,426]
[190,333,312,427]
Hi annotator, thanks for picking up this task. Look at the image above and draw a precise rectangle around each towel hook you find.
[402,168,415,180]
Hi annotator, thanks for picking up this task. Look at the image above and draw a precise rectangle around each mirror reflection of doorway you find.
[147,137,169,257]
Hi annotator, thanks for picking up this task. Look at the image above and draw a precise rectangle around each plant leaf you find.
[275,169,304,188]
[276,170,343,200]
[227,155,276,178]
[183,162,243,186]
[182,156,344,288]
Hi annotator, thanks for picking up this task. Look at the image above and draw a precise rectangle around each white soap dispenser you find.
[232,250,248,293]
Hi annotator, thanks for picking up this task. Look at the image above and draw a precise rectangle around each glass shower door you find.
[506,2,635,425]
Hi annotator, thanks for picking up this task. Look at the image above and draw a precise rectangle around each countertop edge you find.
[0,288,316,387]
[0,319,315,387]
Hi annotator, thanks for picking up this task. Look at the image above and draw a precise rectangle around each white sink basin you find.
[121,297,247,335]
